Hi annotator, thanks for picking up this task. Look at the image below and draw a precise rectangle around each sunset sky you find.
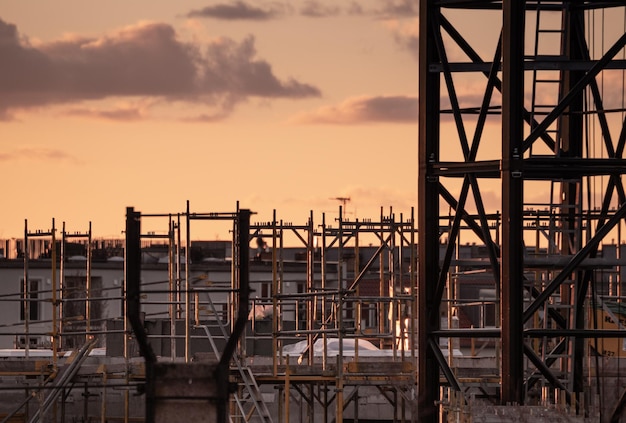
[3,1,625,243]
[0,0,421,239]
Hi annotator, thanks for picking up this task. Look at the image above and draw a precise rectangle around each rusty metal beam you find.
[501,0,525,405]
[418,0,442,421]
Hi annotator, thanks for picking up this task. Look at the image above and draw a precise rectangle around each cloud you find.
[0,19,321,120]
[385,19,418,60]
[185,1,368,20]
[64,106,145,122]
[374,0,419,19]
[346,2,365,15]
[375,1,418,60]
[0,147,81,163]
[299,1,341,18]
[201,35,320,98]
[591,70,626,112]
[292,95,417,124]
[186,1,290,20]
[181,111,231,123]
[292,88,498,126]
[297,0,418,19]
[180,0,420,66]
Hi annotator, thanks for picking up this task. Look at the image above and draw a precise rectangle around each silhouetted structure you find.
[420,1,626,421]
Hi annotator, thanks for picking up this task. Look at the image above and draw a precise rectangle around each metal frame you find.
[419,1,626,420]
[125,206,252,423]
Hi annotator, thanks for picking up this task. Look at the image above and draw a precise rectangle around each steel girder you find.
[418,1,626,420]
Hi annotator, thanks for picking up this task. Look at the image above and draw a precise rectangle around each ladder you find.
[198,294,273,423]
[529,0,567,157]
[528,0,581,390]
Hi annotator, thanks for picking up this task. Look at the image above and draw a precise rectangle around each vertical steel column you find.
[418,0,441,420]
[122,219,130,423]
[216,209,251,423]
[501,0,525,405]
[125,207,157,423]
[561,4,586,396]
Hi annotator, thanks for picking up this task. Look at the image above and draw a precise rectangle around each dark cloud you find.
[299,1,341,18]
[186,1,289,20]
[183,1,416,20]
[296,0,418,19]
[292,95,417,124]
[200,36,319,98]
[185,1,356,20]
[0,19,320,120]
[0,21,58,109]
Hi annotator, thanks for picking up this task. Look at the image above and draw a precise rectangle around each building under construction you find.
[1,1,626,422]
[0,199,624,422]
[0,204,420,422]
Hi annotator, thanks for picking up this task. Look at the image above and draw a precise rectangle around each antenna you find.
[330,197,351,220]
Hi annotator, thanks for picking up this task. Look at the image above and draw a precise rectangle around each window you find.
[20,278,40,321]
[261,282,270,298]
[63,275,103,349]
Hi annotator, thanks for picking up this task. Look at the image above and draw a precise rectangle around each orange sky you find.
[0,0,421,239]
[2,2,625,244]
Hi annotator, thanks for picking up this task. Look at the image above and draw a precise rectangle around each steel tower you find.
[419,1,626,420]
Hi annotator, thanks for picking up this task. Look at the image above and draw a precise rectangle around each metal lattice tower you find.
[419,1,626,421]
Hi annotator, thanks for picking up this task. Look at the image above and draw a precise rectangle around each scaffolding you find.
[0,204,419,422]
[3,195,626,421]
[248,206,418,422]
